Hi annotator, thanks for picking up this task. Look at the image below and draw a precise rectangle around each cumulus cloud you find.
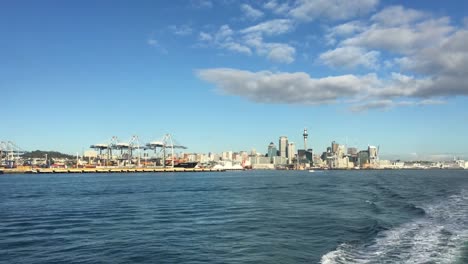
[343,17,454,54]
[349,99,445,112]
[240,4,264,20]
[198,23,296,63]
[194,3,468,111]
[198,32,213,41]
[243,34,296,63]
[321,5,468,101]
[371,5,427,26]
[325,21,366,45]
[240,19,294,36]
[263,0,291,15]
[289,0,379,21]
[396,30,468,77]
[196,67,457,111]
[197,68,378,104]
[328,21,366,37]
[221,41,252,55]
[319,46,380,69]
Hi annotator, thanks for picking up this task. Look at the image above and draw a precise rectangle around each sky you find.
[2,0,468,161]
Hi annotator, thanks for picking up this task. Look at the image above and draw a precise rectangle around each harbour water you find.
[1,170,468,263]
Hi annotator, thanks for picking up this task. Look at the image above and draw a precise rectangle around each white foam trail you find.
[321,190,468,264]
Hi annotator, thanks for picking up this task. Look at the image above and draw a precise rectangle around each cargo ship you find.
[165,159,198,168]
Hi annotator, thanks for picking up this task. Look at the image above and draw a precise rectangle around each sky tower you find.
[303,128,308,150]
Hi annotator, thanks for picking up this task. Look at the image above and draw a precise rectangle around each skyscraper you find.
[267,142,277,163]
[331,141,339,154]
[287,142,296,164]
[279,136,288,158]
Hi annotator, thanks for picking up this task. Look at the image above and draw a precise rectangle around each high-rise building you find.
[358,150,370,168]
[267,142,277,163]
[347,147,358,156]
[222,151,233,160]
[331,141,339,154]
[287,142,296,164]
[368,146,378,166]
[279,136,288,158]
[368,146,378,159]
[297,149,313,165]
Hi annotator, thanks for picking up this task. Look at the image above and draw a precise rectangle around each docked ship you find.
[165,159,198,168]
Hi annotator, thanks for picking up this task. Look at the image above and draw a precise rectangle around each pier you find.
[0,167,226,174]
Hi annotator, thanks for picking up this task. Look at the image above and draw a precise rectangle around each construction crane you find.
[145,134,187,168]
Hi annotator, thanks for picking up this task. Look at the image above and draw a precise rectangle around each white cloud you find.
[396,30,468,76]
[193,4,468,110]
[168,25,193,36]
[197,68,378,104]
[263,0,291,15]
[329,21,366,37]
[240,19,294,36]
[289,0,378,21]
[350,99,446,112]
[267,44,296,63]
[325,21,366,45]
[199,32,213,41]
[215,25,234,41]
[147,38,167,54]
[240,4,264,20]
[191,0,212,8]
[147,38,158,46]
[371,5,427,26]
[196,67,462,111]
[319,46,380,69]
[221,41,252,55]
[243,34,296,63]
[343,17,454,54]
[198,24,296,63]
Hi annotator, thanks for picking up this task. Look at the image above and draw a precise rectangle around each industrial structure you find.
[89,134,189,168]
[0,141,26,168]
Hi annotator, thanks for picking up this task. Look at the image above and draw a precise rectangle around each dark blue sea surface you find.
[1,170,468,263]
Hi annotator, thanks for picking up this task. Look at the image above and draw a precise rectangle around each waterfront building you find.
[250,156,274,169]
[287,142,296,164]
[347,147,358,156]
[368,146,378,167]
[250,148,257,156]
[273,156,288,165]
[297,149,313,166]
[358,150,370,168]
[331,141,339,154]
[222,151,233,161]
[279,136,288,158]
[267,142,278,163]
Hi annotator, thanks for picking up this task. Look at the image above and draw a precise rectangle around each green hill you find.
[21,150,75,159]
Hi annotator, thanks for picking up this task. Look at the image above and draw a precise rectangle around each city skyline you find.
[2,0,468,160]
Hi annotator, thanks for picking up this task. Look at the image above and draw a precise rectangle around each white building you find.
[222,151,233,161]
[287,142,296,164]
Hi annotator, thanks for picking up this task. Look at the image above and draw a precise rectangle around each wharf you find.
[0,167,226,174]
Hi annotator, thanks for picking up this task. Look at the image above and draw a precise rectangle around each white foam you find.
[320,190,468,264]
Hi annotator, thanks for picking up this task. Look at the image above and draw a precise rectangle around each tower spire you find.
[303,128,308,150]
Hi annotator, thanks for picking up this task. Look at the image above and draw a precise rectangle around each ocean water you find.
[1,170,468,263]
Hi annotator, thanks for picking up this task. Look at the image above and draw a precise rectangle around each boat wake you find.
[321,190,468,264]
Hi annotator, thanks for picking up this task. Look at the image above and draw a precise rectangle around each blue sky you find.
[2,0,468,160]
